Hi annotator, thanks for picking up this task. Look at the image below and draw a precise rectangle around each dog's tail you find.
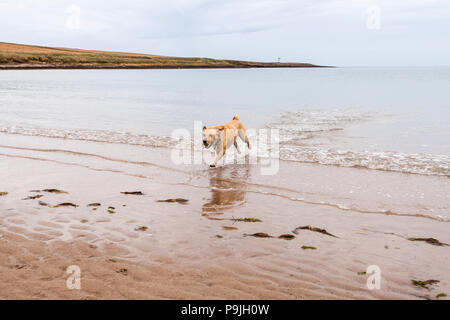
[233,114,239,120]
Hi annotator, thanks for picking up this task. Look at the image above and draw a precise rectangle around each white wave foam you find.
[280,146,450,176]
[266,109,374,134]
[1,120,449,177]
[266,109,450,176]
[0,124,176,148]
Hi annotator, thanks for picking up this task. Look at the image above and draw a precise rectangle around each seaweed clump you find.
[134,226,148,231]
[244,233,273,238]
[233,217,262,222]
[53,202,78,208]
[407,238,449,246]
[292,225,338,238]
[278,234,295,240]
[38,201,49,207]
[411,279,440,289]
[116,268,128,276]
[22,194,43,200]
[31,189,67,194]
[222,226,238,231]
[87,203,101,207]
[157,198,188,204]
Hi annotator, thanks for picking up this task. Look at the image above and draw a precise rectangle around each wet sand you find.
[0,133,449,299]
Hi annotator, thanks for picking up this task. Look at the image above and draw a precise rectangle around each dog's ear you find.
[203,126,206,131]
[215,125,225,131]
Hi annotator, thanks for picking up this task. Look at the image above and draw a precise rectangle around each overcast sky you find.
[1,0,449,66]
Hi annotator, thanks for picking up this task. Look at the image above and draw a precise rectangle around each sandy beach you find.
[1,132,449,300]
[1,0,450,307]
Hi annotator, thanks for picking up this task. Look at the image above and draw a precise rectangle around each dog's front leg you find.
[211,148,225,167]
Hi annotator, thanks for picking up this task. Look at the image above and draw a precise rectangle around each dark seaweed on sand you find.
[202,214,262,222]
[87,203,101,207]
[222,226,238,231]
[38,201,49,207]
[408,238,449,246]
[31,189,67,194]
[244,232,273,238]
[121,191,144,195]
[22,194,43,200]
[411,279,440,289]
[116,268,128,276]
[53,202,78,208]
[244,233,296,240]
[156,198,188,204]
[292,225,338,238]
[278,234,295,240]
[233,217,262,222]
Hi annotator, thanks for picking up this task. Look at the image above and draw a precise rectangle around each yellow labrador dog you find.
[202,115,251,167]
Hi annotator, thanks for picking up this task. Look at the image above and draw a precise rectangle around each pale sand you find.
[0,133,449,299]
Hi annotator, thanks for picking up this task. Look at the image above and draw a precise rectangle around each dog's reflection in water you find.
[202,165,250,216]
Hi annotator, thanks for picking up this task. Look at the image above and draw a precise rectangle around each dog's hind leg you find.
[244,135,251,149]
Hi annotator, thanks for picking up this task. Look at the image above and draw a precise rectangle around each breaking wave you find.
[267,109,450,176]
[0,124,176,148]
[1,109,449,177]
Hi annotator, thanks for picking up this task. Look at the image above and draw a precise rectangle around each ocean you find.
[0,67,449,176]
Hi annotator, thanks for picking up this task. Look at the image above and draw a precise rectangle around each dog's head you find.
[202,126,223,149]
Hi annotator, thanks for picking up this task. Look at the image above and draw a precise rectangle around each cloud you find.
[0,0,449,65]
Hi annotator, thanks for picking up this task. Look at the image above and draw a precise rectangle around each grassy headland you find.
[0,42,328,69]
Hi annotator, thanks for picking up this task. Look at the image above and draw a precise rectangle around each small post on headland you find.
[277,57,280,63]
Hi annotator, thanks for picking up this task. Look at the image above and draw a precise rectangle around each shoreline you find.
[0,63,333,70]
[0,41,332,70]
